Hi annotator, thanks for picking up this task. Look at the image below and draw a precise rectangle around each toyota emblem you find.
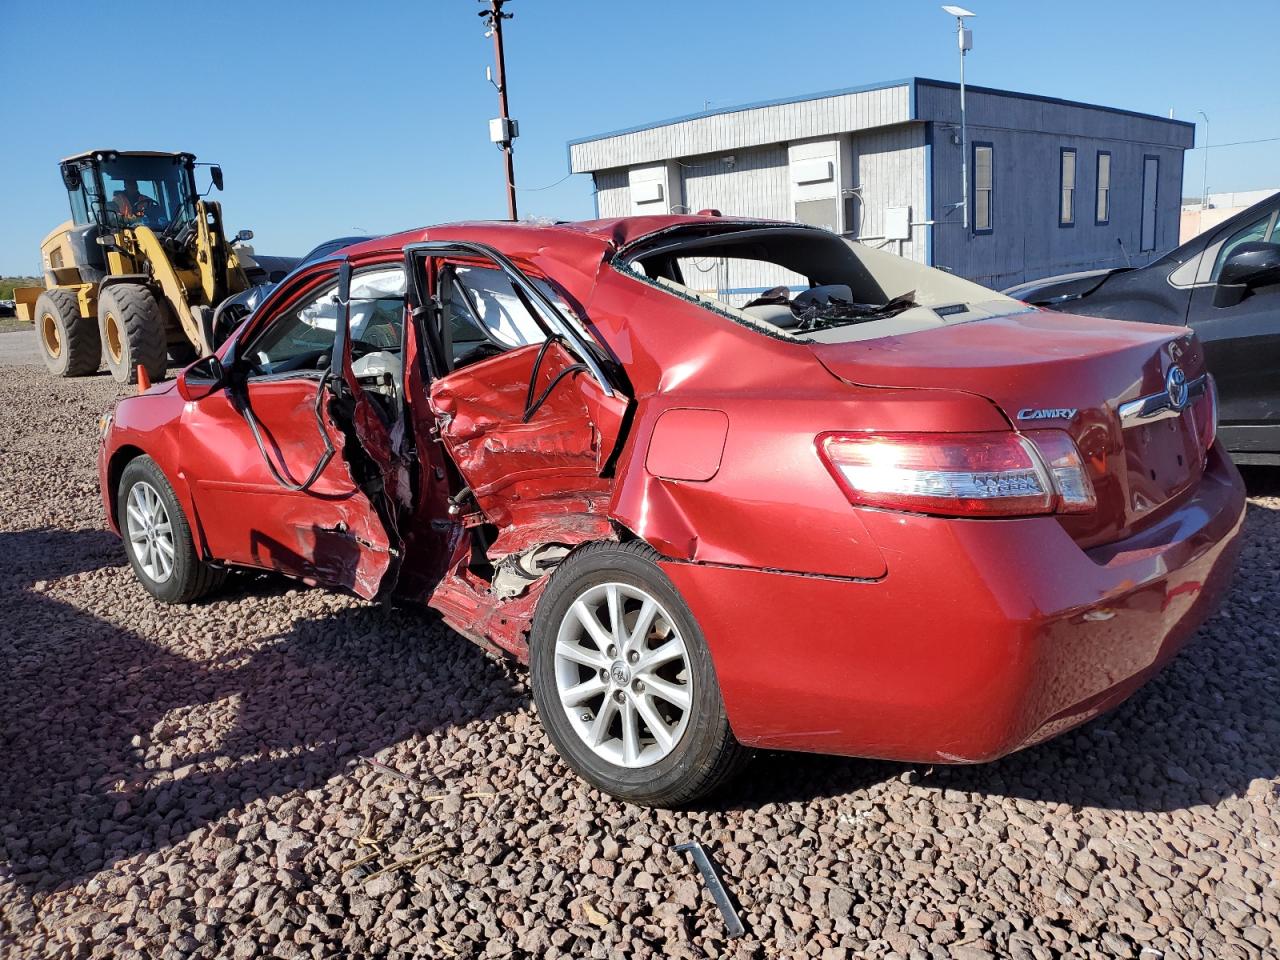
[1166,364,1188,410]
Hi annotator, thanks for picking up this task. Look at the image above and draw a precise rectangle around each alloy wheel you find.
[125,480,175,583]
[553,581,693,768]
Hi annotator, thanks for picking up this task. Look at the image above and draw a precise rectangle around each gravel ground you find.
[0,323,42,360]
[0,362,1277,960]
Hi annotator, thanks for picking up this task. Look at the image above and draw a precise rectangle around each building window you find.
[1141,156,1160,252]
[1095,151,1111,225]
[972,143,993,234]
[1059,148,1076,227]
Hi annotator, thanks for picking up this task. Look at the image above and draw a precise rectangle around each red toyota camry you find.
[98,216,1244,805]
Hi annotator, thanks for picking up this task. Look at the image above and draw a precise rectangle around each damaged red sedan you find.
[98,215,1245,805]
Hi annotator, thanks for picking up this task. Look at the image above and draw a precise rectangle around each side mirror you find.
[175,355,225,401]
[235,229,254,243]
[1215,241,1280,308]
[210,165,224,191]
[60,163,82,191]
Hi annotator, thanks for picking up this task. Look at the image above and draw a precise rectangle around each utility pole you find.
[942,7,976,230]
[1197,110,1210,211]
[480,0,518,220]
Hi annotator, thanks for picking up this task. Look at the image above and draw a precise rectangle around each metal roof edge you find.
[913,77,1197,133]
[566,77,917,153]
[566,76,1196,175]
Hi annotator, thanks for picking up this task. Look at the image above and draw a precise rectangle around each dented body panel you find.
[429,340,622,529]
[99,214,1246,768]
[178,377,392,597]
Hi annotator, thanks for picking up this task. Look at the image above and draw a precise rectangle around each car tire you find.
[35,289,100,377]
[529,540,751,806]
[117,456,226,603]
[99,284,169,384]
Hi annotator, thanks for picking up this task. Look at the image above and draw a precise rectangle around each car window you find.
[247,266,405,377]
[675,255,808,308]
[1211,213,1276,280]
[247,273,340,376]
[349,267,406,350]
[439,260,602,371]
[453,265,546,349]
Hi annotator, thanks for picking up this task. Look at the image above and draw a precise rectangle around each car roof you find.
[336,215,786,265]
[299,235,373,266]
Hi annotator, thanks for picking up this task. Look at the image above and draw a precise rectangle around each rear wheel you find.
[529,540,751,806]
[35,289,99,377]
[118,456,226,603]
[98,284,168,384]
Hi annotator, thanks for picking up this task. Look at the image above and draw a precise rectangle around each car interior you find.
[622,226,1027,343]
[441,263,549,369]
[244,266,407,394]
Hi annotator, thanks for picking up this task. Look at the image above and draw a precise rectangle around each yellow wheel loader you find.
[15,150,292,384]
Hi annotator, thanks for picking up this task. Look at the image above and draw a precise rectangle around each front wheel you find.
[529,541,750,806]
[98,284,169,384]
[117,456,226,603]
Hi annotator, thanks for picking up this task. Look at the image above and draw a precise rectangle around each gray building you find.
[568,78,1194,294]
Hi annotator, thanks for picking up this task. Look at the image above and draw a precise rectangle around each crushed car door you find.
[181,260,407,598]
[411,242,628,531]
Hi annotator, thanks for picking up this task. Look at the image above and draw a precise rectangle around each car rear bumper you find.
[659,446,1245,763]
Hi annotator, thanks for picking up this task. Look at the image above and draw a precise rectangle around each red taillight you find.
[1021,429,1097,513]
[817,430,1096,518]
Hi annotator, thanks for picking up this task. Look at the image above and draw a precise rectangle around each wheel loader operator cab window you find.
[98,157,193,231]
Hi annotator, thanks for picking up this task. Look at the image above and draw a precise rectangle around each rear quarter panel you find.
[586,265,1011,579]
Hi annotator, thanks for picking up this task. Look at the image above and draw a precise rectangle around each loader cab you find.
[60,150,202,235]
[54,151,203,286]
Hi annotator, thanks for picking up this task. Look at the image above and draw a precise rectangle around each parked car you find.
[1005,193,1280,464]
[98,215,1245,805]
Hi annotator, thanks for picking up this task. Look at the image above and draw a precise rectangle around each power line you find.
[516,171,574,192]
[1188,135,1280,151]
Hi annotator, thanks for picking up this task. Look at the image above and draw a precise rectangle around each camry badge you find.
[1016,407,1079,421]
[1166,364,1188,410]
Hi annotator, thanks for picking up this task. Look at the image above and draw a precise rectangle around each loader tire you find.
[99,284,169,385]
[36,289,100,377]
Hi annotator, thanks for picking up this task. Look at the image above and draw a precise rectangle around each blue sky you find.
[2,0,1277,274]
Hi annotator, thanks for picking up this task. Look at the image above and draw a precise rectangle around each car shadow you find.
[1239,464,1280,498]
[0,527,521,894]
[712,497,1279,814]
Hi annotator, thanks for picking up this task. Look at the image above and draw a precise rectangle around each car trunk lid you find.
[809,309,1214,546]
